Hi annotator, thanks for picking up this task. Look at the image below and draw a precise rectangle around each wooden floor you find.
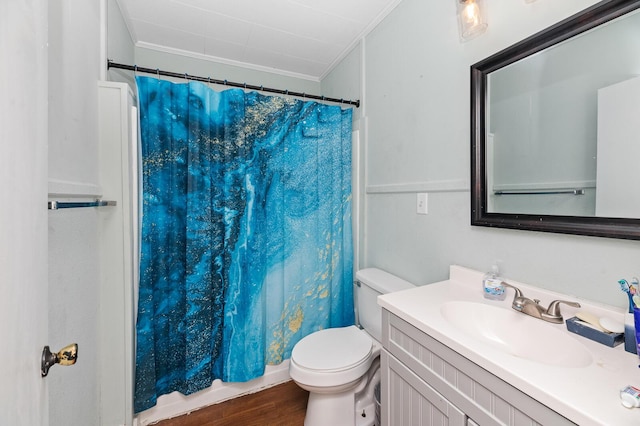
[154,381,309,426]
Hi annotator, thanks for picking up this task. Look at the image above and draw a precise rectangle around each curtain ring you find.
[156,68,160,79]
[224,79,227,86]
[184,73,189,81]
[208,77,211,88]
[244,82,247,89]
[134,65,138,75]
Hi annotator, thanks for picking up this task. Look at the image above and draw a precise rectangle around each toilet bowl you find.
[289,268,415,426]
[290,326,380,426]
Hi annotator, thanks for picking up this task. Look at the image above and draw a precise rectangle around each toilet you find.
[289,268,415,426]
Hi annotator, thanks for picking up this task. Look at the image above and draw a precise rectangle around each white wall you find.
[322,0,640,309]
[47,0,102,424]
[98,82,137,426]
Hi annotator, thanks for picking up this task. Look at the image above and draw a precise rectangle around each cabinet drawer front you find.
[382,351,466,426]
[382,310,575,426]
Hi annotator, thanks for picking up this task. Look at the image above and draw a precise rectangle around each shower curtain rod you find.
[107,60,360,108]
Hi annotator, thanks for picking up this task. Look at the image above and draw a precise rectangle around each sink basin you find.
[440,301,592,368]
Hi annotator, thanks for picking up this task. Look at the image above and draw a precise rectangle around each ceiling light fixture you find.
[456,0,488,41]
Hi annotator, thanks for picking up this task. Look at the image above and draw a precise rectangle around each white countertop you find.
[378,265,640,426]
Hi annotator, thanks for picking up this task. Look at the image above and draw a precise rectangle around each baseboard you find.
[135,361,292,425]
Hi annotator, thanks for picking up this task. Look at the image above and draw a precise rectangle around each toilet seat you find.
[292,326,373,372]
[289,326,375,388]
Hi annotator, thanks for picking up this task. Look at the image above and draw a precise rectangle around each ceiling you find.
[116,0,403,81]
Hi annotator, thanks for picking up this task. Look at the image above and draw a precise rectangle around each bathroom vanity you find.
[378,266,640,425]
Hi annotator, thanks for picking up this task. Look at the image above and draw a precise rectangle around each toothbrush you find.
[618,279,635,313]
[632,278,640,309]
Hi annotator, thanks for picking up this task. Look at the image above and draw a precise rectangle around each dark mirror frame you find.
[471,0,640,240]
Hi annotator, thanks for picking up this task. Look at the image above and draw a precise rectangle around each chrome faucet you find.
[502,282,580,324]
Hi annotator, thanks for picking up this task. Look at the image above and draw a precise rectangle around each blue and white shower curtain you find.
[134,76,354,412]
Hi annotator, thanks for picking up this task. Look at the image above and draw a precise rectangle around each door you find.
[595,76,640,218]
[382,352,466,426]
[0,1,50,425]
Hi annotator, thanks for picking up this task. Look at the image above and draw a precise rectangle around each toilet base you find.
[354,400,377,426]
[302,385,378,426]
[300,363,380,426]
[354,364,380,426]
[304,390,356,426]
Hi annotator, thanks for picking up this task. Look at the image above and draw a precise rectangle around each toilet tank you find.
[355,268,415,342]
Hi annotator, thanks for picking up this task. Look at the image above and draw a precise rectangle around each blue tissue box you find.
[565,316,624,347]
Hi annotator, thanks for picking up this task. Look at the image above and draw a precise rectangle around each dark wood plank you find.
[155,381,308,426]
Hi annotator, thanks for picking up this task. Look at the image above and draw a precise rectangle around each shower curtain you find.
[134,76,354,412]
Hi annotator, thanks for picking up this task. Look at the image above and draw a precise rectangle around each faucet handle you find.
[545,300,581,320]
[501,282,522,298]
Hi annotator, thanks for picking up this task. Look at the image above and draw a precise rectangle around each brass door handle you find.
[41,343,78,377]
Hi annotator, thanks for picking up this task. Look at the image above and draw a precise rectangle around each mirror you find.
[471,0,640,240]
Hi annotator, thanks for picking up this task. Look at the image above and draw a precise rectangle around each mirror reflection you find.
[486,8,640,218]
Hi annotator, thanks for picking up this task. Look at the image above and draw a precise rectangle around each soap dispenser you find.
[483,265,505,301]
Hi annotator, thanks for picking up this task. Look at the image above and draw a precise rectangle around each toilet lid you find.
[292,326,373,372]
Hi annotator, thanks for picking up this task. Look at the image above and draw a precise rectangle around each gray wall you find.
[133,47,321,94]
[108,0,136,86]
[107,3,321,108]
[322,0,640,309]
[48,0,102,424]
[107,0,320,99]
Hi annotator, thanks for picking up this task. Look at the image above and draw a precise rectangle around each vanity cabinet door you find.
[382,350,466,426]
